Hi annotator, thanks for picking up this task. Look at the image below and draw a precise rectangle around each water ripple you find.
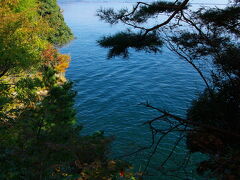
[59,1,206,179]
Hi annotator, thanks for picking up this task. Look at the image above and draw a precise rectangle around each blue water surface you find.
[58,0,210,179]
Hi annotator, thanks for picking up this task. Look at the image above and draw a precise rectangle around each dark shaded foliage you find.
[132,1,188,23]
[198,6,240,36]
[98,31,163,58]
[97,8,127,25]
[0,68,130,179]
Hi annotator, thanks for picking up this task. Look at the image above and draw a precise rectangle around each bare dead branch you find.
[143,103,240,139]
[143,123,183,174]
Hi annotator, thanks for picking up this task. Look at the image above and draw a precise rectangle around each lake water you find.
[58,0,210,179]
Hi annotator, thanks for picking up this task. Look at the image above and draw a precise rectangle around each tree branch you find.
[143,0,189,36]
[144,103,240,139]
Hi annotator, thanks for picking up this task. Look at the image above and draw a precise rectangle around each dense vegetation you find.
[0,0,131,179]
[38,0,74,46]
[98,0,240,179]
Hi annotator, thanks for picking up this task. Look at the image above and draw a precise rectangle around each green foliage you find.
[42,66,58,87]
[0,74,130,179]
[0,0,49,77]
[37,0,73,46]
[0,80,76,179]
[14,0,37,12]
[16,77,43,103]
